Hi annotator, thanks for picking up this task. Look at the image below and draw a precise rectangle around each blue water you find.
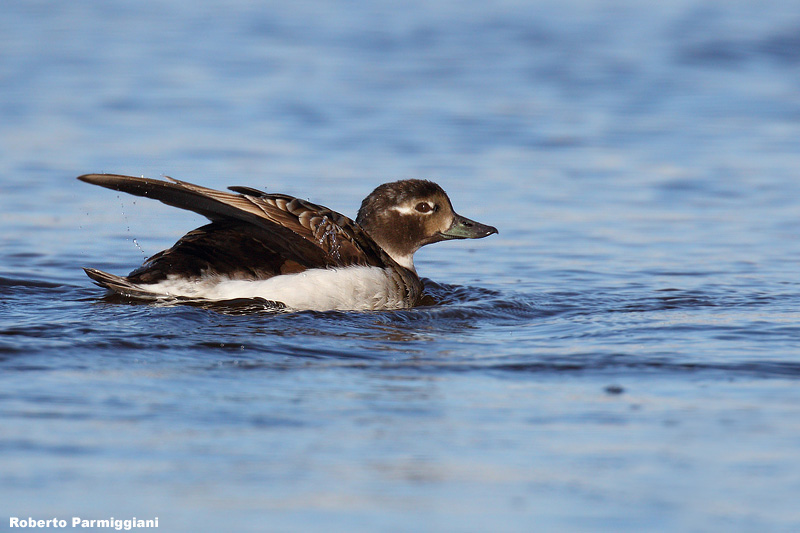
[3,0,800,531]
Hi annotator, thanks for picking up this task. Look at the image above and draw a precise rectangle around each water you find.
[3,0,800,531]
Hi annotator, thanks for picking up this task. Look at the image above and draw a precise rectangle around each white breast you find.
[139,266,409,311]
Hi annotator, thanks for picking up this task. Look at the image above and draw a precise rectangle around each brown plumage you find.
[78,174,497,310]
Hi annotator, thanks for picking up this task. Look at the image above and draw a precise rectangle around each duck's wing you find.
[123,220,310,284]
[77,174,389,270]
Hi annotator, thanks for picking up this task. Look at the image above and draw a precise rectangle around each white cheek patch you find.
[389,204,419,216]
[390,203,441,216]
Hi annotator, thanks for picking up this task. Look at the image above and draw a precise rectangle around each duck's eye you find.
[415,202,433,214]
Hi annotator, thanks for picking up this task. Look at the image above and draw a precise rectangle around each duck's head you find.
[356,179,498,271]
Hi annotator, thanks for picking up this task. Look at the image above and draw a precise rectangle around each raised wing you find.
[77,174,389,270]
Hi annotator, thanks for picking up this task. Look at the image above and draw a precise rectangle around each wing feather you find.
[77,174,388,269]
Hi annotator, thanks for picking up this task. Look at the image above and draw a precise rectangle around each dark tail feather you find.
[83,268,158,299]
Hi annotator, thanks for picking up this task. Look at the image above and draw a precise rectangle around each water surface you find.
[3,0,800,531]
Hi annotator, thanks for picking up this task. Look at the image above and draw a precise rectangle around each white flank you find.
[137,266,408,311]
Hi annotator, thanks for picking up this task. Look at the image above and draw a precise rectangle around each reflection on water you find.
[3,0,800,531]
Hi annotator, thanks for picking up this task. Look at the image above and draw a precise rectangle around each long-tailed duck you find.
[78,174,497,311]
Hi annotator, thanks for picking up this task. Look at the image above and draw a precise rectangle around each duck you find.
[77,174,498,311]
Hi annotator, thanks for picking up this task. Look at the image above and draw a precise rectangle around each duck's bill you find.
[439,213,498,240]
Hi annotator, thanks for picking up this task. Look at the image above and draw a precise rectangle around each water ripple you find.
[2,272,799,382]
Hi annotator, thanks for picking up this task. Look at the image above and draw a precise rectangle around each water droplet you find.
[132,238,146,256]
